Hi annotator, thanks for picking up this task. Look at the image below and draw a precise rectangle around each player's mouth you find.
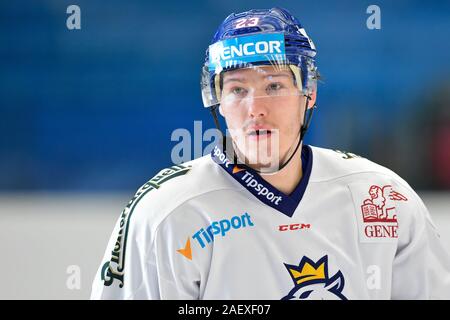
[247,129,273,141]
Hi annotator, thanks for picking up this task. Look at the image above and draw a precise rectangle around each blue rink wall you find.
[1,0,450,192]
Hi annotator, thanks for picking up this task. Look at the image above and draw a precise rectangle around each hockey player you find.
[91,7,450,299]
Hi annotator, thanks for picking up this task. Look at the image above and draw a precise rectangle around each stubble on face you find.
[221,66,305,170]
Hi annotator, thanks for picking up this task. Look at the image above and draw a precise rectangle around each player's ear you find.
[307,89,317,109]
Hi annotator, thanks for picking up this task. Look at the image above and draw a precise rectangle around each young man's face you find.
[219,65,314,170]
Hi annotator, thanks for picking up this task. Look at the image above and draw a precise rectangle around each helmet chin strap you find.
[211,95,315,175]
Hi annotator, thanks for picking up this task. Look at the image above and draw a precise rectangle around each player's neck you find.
[260,147,303,195]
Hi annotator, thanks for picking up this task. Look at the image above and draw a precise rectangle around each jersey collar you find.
[211,144,313,217]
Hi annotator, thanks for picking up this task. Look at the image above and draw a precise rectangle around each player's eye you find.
[266,82,283,93]
[231,87,247,96]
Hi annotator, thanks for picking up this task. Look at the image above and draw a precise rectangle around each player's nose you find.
[246,94,269,119]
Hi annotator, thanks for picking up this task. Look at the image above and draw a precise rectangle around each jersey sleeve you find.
[391,190,450,299]
[90,165,202,300]
[90,195,201,300]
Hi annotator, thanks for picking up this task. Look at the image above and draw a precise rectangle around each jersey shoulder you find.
[309,145,430,222]
[310,145,405,184]
[309,145,426,209]
[120,154,238,239]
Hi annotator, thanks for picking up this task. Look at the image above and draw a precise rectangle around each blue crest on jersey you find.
[282,255,347,300]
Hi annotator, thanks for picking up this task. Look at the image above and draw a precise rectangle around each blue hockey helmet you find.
[201,7,318,108]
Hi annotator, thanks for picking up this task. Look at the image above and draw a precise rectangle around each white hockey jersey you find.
[91,145,450,299]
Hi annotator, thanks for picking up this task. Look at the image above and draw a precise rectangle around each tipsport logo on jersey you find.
[212,146,284,206]
[177,212,255,260]
[193,212,254,248]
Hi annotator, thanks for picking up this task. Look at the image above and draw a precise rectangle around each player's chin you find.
[242,148,281,169]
